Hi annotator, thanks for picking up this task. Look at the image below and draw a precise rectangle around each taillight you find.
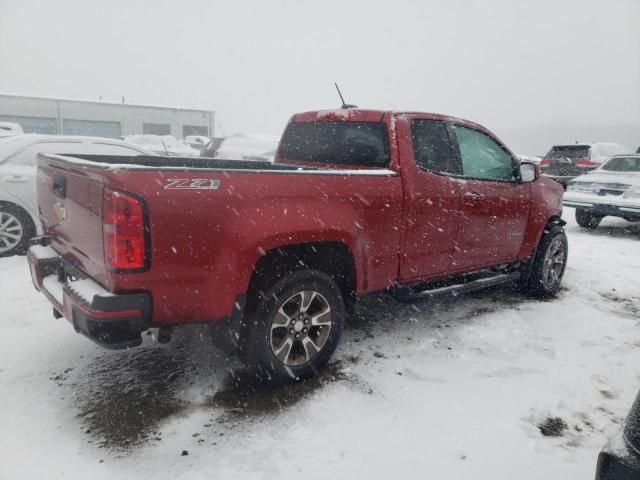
[575,159,597,168]
[540,159,551,168]
[103,188,148,271]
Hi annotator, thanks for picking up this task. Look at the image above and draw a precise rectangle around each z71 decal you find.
[164,178,221,190]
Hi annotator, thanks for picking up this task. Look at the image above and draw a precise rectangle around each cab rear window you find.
[278,121,391,168]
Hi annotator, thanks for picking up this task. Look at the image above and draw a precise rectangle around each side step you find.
[393,271,521,302]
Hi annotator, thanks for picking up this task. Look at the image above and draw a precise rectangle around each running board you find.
[394,271,521,301]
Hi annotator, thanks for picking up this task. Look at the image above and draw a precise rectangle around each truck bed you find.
[35,152,403,326]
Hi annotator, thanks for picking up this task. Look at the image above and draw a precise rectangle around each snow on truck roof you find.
[290,109,487,129]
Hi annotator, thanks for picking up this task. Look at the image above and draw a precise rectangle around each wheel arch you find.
[519,212,566,259]
[246,241,357,312]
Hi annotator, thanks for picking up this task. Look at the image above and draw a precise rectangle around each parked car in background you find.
[564,154,640,228]
[212,134,279,162]
[184,135,210,150]
[123,134,199,157]
[541,143,630,187]
[0,135,153,257]
[0,122,24,138]
[596,388,640,479]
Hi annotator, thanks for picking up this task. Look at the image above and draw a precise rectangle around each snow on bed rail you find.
[38,153,398,176]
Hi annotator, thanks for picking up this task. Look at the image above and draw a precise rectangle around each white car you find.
[563,154,640,228]
[0,135,153,257]
[0,122,24,138]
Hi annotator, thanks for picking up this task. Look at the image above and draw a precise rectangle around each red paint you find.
[34,109,564,328]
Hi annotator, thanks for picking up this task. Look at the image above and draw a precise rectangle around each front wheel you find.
[521,224,568,297]
[575,208,603,229]
[242,270,345,382]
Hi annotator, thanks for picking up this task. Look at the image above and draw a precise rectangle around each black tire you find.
[520,224,568,297]
[575,208,603,229]
[242,269,345,382]
[0,203,35,258]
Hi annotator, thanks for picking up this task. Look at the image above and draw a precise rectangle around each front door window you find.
[453,125,515,181]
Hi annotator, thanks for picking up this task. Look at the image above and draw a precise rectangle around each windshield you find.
[544,145,590,160]
[600,156,640,172]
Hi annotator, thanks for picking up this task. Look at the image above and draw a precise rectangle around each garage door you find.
[183,125,209,137]
[62,119,122,138]
[0,115,57,134]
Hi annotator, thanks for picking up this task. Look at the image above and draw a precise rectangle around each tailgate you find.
[37,154,109,287]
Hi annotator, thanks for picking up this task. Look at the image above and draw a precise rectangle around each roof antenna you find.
[334,83,357,109]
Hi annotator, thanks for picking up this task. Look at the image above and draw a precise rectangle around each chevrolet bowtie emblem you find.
[53,202,67,222]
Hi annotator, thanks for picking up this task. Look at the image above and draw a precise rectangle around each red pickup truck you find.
[28,109,567,381]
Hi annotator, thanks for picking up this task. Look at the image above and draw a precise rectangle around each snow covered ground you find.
[1,208,639,479]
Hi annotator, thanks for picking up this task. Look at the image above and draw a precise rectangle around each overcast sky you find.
[0,0,638,152]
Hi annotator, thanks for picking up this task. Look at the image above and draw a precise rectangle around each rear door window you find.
[278,121,390,168]
[410,120,459,175]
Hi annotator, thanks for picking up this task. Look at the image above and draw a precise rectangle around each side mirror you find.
[520,162,537,183]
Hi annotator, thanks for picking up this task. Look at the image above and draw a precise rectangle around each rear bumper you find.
[27,245,151,349]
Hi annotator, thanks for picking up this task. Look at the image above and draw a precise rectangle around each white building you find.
[0,93,214,139]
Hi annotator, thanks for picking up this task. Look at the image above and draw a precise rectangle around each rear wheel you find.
[521,224,568,297]
[242,269,345,382]
[0,204,35,257]
[575,208,603,229]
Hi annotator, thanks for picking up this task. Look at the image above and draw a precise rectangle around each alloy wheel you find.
[0,211,23,254]
[542,237,566,289]
[269,290,332,366]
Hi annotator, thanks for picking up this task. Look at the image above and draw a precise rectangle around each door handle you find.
[4,175,29,183]
[463,191,485,201]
